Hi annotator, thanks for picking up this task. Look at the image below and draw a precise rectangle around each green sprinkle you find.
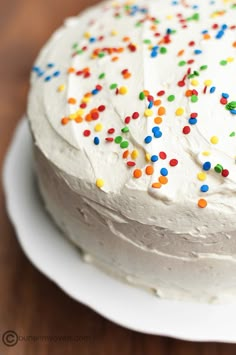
[220,60,227,66]
[160,47,167,54]
[121,127,129,133]
[178,60,186,66]
[188,74,195,79]
[120,141,129,149]
[99,73,105,79]
[167,95,175,102]
[110,83,118,90]
[143,39,152,44]
[72,43,78,49]
[192,13,200,21]
[98,52,105,58]
[193,70,200,76]
[230,131,236,137]
[115,136,123,144]
[214,164,223,173]
[200,65,208,70]
[76,49,84,55]
[226,101,236,110]
[191,95,198,103]
[139,92,145,100]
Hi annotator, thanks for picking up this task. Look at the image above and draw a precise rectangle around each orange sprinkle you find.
[67,67,75,74]
[203,33,211,40]
[117,47,124,53]
[85,114,92,122]
[152,182,162,189]
[123,36,130,42]
[123,150,129,159]
[177,49,185,56]
[185,90,193,97]
[150,25,157,31]
[68,97,77,104]
[159,176,168,184]
[61,117,69,125]
[233,41,236,48]
[154,116,163,124]
[75,116,83,123]
[84,92,92,98]
[198,199,207,208]
[123,72,131,79]
[83,67,90,72]
[158,106,166,116]
[112,56,119,62]
[154,99,162,106]
[133,169,142,178]
[145,165,154,175]
[143,90,150,97]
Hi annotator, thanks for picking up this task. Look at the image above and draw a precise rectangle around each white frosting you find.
[28,0,236,302]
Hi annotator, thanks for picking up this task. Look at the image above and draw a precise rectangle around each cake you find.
[27,0,236,303]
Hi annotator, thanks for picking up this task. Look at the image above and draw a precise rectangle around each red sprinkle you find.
[222,169,229,177]
[132,112,139,119]
[98,105,106,112]
[105,137,114,142]
[190,112,198,118]
[178,80,185,87]
[96,84,102,91]
[107,128,115,134]
[80,103,87,109]
[187,59,194,64]
[125,116,131,124]
[183,126,191,134]
[91,112,99,120]
[157,90,165,96]
[220,97,228,105]
[169,159,178,167]
[83,130,91,137]
[127,161,136,167]
[189,41,195,46]
[159,151,167,160]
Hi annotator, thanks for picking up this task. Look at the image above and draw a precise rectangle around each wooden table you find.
[0,0,236,353]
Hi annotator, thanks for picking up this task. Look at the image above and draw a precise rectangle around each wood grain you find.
[0,0,236,353]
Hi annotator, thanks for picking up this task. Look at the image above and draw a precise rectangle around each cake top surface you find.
[28,0,236,234]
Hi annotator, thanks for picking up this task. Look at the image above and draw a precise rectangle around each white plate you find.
[3,118,236,342]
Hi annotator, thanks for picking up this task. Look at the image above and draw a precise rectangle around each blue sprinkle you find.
[200,184,209,193]
[44,76,51,82]
[144,136,152,144]
[222,92,229,99]
[230,109,236,115]
[32,66,40,73]
[92,89,99,95]
[221,24,228,30]
[152,126,160,133]
[189,118,197,125]
[166,28,172,34]
[148,101,153,109]
[210,86,216,93]
[154,130,163,138]
[53,71,60,77]
[89,37,96,43]
[202,30,208,34]
[152,46,159,51]
[194,49,202,55]
[216,30,224,39]
[38,70,45,77]
[151,51,158,58]
[160,168,168,176]
[203,161,211,171]
[151,155,158,162]
[47,63,55,68]
[94,137,100,145]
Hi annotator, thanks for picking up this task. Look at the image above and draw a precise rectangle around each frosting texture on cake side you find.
[28,0,236,302]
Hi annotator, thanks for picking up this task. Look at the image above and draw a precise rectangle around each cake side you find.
[27,0,236,302]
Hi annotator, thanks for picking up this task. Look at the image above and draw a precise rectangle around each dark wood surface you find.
[1,0,236,353]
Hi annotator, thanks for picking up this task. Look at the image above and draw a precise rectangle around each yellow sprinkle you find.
[84,32,91,39]
[202,151,211,156]
[145,153,151,162]
[96,179,104,188]
[77,109,84,116]
[94,123,103,132]
[82,97,91,103]
[166,15,173,20]
[69,113,77,119]
[227,57,234,63]
[175,107,184,116]
[210,136,219,144]
[111,29,118,36]
[131,149,139,160]
[197,172,207,181]
[204,79,212,87]
[57,84,65,92]
[119,86,128,95]
[191,79,199,86]
[144,109,153,117]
